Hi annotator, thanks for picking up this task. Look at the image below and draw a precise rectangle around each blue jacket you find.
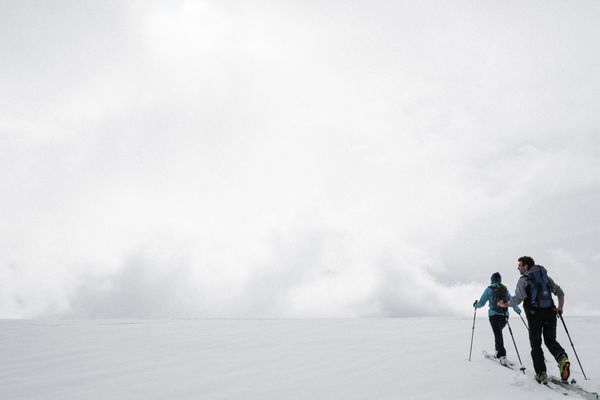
[475,283,521,317]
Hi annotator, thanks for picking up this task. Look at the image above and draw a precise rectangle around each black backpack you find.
[489,283,509,313]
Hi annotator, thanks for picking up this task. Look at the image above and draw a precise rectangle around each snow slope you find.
[0,317,598,399]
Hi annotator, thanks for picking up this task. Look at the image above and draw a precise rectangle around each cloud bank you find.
[1,1,600,318]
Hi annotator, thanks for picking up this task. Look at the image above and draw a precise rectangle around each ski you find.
[548,376,599,400]
[482,350,525,372]
[540,380,569,397]
[481,351,597,398]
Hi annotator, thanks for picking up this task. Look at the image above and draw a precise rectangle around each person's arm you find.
[474,288,490,309]
[506,291,522,314]
[498,277,526,308]
[556,294,565,315]
[548,275,565,315]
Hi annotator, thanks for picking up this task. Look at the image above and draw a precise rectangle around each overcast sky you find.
[1,0,599,318]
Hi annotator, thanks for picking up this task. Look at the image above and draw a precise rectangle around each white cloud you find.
[1,0,600,318]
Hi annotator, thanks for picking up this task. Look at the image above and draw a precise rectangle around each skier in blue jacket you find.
[474,272,521,364]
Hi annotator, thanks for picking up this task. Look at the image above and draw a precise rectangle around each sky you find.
[1,0,600,318]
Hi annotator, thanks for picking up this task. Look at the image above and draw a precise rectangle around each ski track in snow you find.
[0,317,598,399]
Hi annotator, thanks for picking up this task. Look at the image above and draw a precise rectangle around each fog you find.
[1,0,599,318]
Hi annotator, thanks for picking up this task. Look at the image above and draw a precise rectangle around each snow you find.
[1,316,598,399]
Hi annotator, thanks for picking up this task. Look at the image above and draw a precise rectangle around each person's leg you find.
[528,313,547,374]
[541,311,567,359]
[540,310,569,380]
[489,315,507,357]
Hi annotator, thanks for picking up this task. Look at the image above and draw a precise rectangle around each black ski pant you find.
[489,315,507,358]
[526,308,568,374]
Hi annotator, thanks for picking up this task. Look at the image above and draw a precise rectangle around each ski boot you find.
[558,354,570,381]
[535,372,548,384]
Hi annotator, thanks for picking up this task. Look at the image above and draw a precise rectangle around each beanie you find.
[491,272,501,284]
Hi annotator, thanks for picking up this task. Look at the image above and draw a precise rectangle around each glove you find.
[473,300,478,308]
[557,308,563,316]
[516,309,522,315]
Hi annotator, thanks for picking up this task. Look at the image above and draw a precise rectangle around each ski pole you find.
[506,317,526,374]
[469,304,477,361]
[559,314,589,380]
[519,313,529,331]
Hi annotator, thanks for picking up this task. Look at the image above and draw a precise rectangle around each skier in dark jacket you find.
[474,272,521,364]
[498,256,570,384]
